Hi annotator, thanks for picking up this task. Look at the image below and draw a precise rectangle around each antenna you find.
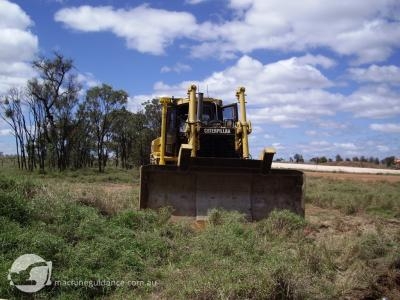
[206,85,209,98]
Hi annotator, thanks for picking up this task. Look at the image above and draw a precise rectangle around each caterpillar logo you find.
[202,128,233,134]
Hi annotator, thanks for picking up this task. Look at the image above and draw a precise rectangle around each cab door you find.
[222,103,238,127]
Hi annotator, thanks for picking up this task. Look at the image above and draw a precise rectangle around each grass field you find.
[1,166,399,299]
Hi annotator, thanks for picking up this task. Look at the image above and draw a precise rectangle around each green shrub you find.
[112,209,158,230]
[257,209,306,237]
[207,208,246,226]
[0,175,16,191]
[358,233,388,260]
[0,190,31,225]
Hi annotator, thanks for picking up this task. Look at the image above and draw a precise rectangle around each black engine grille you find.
[198,133,238,158]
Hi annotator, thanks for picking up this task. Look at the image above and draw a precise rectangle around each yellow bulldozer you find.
[139,85,304,220]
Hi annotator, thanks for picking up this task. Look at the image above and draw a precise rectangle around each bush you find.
[0,190,31,225]
[257,209,306,237]
[358,233,388,260]
[112,209,158,230]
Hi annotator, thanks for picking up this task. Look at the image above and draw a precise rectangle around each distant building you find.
[396,158,400,166]
[0,152,3,157]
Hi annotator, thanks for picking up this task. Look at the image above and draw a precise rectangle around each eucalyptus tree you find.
[27,53,81,170]
[84,84,128,172]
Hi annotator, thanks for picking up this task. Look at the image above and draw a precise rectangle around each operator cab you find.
[164,96,240,158]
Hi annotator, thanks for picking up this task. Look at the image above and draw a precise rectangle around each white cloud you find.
[296,54,336,69]
[54,1,400,63]
[299,140,361,157]
[377,145,390,152]
[333,142,358,151]
[343,85,400,118]
[201,0,400,64]
[0,0,32,30]
[185,0,208,4]
[76,72,100,88]
[54,4,197,55]
[151,55,341,127]
[0,128,12,136]
[348,65,400,85]
[127,94,152,113]
[0,0,38,94]
[154,55,332,97]
[161,63,192,73]
[272,142,285,150]
[370,123,400,133]
[263,133,274,139]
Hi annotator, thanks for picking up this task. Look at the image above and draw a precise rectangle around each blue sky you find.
[0,0,399,160]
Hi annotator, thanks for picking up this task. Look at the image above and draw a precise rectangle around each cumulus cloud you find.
[54,1,400,63]
[348,65,400,85]
[54,4,197,55]
[299,140,361,157]
[161,63,192,73]
[193,0,400,63]
[343,85,400,118]
[127,94,152,113]
[370,123,400,133]
[141,55,341,128]
[154,55,332,98]
[0,0,38,94]
[76,72,100,89]
[296,54,336,69]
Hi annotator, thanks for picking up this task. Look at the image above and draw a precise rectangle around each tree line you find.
[285,154,398,167]
[0,53,161,173]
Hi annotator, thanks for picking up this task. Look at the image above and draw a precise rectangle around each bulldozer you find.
[139,85,304,221]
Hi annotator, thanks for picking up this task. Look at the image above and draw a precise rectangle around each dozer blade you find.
[139,158,304,221]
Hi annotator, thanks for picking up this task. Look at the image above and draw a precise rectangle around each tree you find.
[27,52,81,171]
[0,89,27,169]
[84,84,128,172]
[335,154,343,162]
[142,99,161,136]
[110,108,137,168]
[382,156,395,167]
[319,156,328,163]
[293,153,304,163]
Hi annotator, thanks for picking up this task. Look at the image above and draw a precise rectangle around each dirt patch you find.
[306,204,400,237]
[305,171,400,183]
[305,204,376,239]
[305,204,400,299]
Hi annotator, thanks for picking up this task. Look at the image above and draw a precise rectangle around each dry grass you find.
[1,167,400,299]
[43,181,138,215]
